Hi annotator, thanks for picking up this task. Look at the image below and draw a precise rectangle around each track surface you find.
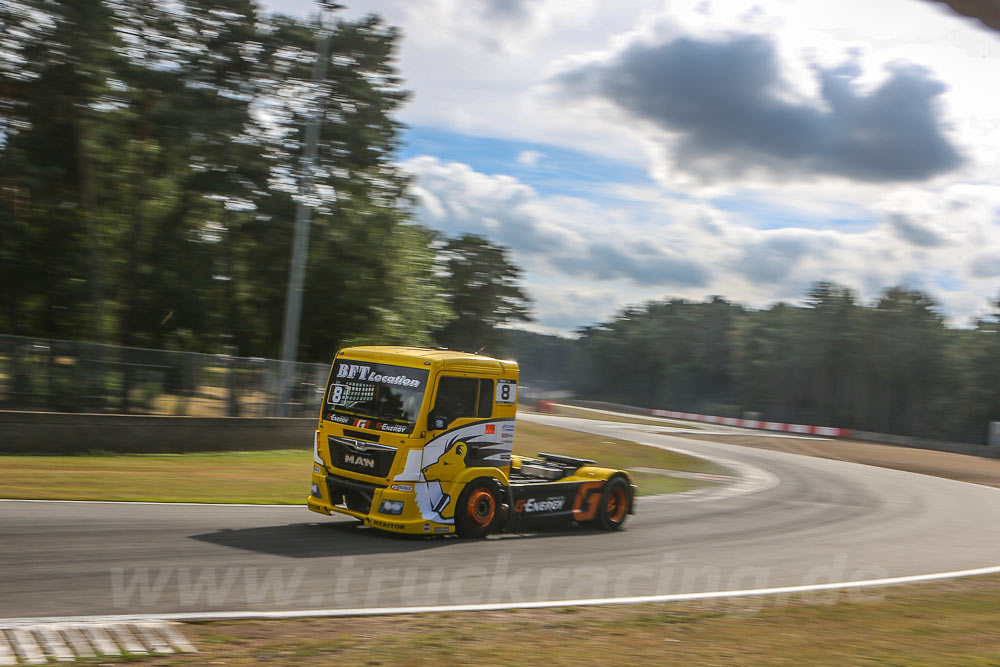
[3,413,1000,619]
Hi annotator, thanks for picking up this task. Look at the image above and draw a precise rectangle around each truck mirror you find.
[428,408,448,430]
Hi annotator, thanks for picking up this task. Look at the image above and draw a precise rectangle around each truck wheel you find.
[455,479,501,538]
[596,476,631,530]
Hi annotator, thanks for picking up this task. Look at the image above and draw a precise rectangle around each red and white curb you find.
[648,408,847,437]
[0,621,195,665]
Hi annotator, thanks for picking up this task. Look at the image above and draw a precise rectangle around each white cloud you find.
[517,149,545,167]
[405,155,1000,331]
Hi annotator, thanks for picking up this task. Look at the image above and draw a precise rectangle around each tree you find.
[434,234,533,356]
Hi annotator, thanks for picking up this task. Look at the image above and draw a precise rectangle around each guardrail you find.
[0,411,316,454]
[648,409,847,437]
[565,399,1000,461]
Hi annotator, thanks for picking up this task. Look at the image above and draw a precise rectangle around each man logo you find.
[344,453,375,469]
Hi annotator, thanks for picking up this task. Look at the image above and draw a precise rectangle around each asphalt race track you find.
[3,413,1000,620]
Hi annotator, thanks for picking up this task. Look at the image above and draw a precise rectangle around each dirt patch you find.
[674,433,1000,488]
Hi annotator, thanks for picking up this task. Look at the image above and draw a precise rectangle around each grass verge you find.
[108,574,1000,666]
[549,404,700,429]
[0,420,722,503]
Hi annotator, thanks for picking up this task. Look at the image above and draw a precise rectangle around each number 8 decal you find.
[329,384,346,405]
[496,380,516,404]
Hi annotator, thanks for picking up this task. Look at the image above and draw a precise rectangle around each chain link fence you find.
[0,335,329,417]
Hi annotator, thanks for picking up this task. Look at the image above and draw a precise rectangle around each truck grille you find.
[328,436,397,478]
[325,474,382,515]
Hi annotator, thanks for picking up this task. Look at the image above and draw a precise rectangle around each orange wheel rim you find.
[607,486,627,523]
[467,489,496,526]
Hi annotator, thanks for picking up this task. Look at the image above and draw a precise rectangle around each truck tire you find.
[596,476,631,531]
[455,478,502,538]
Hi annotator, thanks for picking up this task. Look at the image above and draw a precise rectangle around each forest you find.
[508,283,1000,445]
[0,1,530,362]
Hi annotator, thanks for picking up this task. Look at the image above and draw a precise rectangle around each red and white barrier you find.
[648,408,846,437]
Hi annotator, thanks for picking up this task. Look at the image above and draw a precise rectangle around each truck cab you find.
[306,346,635,537]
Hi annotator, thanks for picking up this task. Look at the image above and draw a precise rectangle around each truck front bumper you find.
[307,471,455,535]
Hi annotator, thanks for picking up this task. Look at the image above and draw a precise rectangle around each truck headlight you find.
[311,483,322,498]
[379,499,404,515]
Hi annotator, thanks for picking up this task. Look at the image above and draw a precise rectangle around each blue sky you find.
[268,0,1000,333]
[399,126,653,200]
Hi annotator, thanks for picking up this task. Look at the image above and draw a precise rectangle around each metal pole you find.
[277,6,334,416]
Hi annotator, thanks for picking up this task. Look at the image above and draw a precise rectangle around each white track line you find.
[132,623,173,654]
[80,624,118,656]
[3,564,1000,627]
[34,626,72,662]
[108,625,146,655]
[8,628,45,664]
[158,623,198,653]
[0,632,16,666]
[55,626,95,659]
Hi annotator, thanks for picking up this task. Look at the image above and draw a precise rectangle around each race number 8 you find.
[496,380,516,404]
[328,384,346,405]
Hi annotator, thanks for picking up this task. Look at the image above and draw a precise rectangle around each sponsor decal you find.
[514,496,567,513]
[433,526,450,533]
[344,453,376,469]
[378,423,408,433]
[342,417,408,433]
[502,424,515,433]
[485,424,496,434]
[391,483,414,492]
[335,362,423,388]
[501,432,513,440]
[367,518,405,530]
[423,523,431,532]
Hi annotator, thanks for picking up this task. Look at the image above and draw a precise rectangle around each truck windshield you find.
[324,359,429,434]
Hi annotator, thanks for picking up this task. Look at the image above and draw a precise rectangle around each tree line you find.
[0,1,531,362]
[508,283,1000,445]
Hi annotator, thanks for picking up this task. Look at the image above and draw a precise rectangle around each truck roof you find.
[336,345,518,373]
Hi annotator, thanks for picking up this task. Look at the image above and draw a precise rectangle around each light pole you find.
[276,2,340,416]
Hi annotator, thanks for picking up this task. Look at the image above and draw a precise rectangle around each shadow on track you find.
[189,518,607,558]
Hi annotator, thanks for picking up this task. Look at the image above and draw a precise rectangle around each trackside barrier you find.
[648,409,847,438]
[566,400,1000,459]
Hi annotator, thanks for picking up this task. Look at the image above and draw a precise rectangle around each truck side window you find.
[478,379,494,418]
[430,377,494,429]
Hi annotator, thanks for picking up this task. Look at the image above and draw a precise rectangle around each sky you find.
[266,0,1000,334]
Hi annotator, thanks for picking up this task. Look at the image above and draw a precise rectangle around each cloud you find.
[517,149,545,167]
[738,232,833,284]
[404,154,1000,331]
[557,33,963,183]
[550,241,710,287]
[887,214,949,247]
[970,254,1000,278]
[404,156,712,289]
[480,0,533,22]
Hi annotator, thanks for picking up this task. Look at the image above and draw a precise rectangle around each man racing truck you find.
[307,346,635,537]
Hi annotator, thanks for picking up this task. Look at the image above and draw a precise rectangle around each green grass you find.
[0,449,312,504]
[514,420,724,477]
[0,420,722,503]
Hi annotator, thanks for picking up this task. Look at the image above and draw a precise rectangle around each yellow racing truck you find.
[306,346,635,537]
